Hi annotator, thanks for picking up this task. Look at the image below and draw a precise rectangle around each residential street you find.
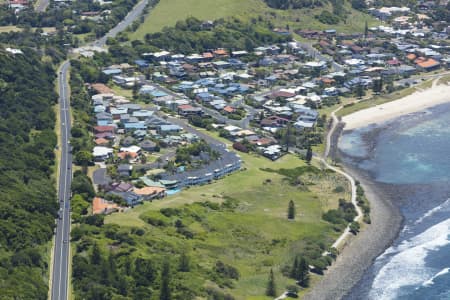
[51,60,72,300]
[92,0,149,47]
[34,0,49,12]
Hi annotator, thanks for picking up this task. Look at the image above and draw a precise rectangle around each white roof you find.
[5,47,23,55]
[120,145,141,153]
[93,146,113,157]
[224,125,241,132]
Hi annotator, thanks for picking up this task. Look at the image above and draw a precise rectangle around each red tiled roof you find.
[117,152,138,160]
[92,197,119,215]
[406,53,417,61]
[95,138,109,145]
[271,91,295,98]
[213,49,228,56]
[223,106,235,113]
[178,104,194,110]
[94,125,115,133]
[416,58,440,69]
[134,186,166,196]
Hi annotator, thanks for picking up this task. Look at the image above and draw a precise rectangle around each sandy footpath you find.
[304,168,402,300]
[343,83,450,130]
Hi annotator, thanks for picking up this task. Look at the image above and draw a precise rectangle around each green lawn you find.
[105,153,350,298]
[110,83,133,98]
[0,26,22,33]
[131,0,379,40]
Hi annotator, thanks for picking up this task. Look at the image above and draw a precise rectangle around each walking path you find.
[318,106,363,249]
[274,106,362,299]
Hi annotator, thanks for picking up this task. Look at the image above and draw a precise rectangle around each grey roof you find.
[93,168,112,186]
[118,164,133,172]
[161,145,241,183]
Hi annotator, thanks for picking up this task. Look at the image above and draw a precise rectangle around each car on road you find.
[63,239,68,244]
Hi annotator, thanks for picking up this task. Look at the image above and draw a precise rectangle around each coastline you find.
[306,82,450,299]
[342,83,450,130]
[305,134,403,300]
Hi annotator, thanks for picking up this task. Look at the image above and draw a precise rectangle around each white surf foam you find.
[422,267,450,287]
[415,198,450,225]
[369,218,450,300]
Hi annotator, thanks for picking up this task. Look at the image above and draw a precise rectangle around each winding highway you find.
[51,61,72,300]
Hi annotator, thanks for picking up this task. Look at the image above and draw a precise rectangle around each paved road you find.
[35,0,49,12]
[147,81,257,128]
[51,60,72,300]
[92,0,149,47]
[294,39,344,72]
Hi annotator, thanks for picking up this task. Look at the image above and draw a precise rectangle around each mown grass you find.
[106,152,350,298]
[0,26,21,33]
[131,0,379,40]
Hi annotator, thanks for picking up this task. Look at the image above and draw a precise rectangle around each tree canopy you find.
[0,48,59,299]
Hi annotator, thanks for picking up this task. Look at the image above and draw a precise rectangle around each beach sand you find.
[306,82,450,299]
[343,83,450,130]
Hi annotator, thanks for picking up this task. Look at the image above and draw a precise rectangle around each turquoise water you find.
[166,188,181,195]
[340,104,450,300]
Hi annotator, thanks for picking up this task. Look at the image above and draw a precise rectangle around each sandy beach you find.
[306,82,450,299]
[343,83,450,130]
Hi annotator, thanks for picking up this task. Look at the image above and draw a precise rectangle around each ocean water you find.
[339,103,450,300]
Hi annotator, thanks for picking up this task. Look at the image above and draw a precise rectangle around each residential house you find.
[133,186,166,200]
[177,104,203,116]
[118,164,133,177]
[139,140,157,152]
[93,146,113,161]
[92,197,119,215]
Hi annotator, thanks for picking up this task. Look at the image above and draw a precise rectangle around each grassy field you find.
[0,26,22,33]
[131,0,379,40]
[105,152,350,298]
[110,83,133,98]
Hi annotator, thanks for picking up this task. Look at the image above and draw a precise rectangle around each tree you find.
[364,20,368,39]
[355,83,365,99]
[288,200,296,220]
[290,256,299,279]
[306,146,313,164]
[372,77,383,95]
[74,150,93,166]
[178,253,190,272]
[91,243,102,265]
[160,259,171,300]
[266,269,277,297]
[297,257,309,287]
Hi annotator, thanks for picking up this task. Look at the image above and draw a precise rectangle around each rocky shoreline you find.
[304,125,404,300]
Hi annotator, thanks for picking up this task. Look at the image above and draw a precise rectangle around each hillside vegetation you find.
[71,153,352,299]
[0,48,59,299]
[131,0,378,40]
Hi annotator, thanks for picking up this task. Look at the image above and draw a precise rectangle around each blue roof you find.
[124,122,147,129]
[102,69,122,75]
[135,59,149,67]
[159,124,182,131]
[151,90,168,97]
[197,92,213,99]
